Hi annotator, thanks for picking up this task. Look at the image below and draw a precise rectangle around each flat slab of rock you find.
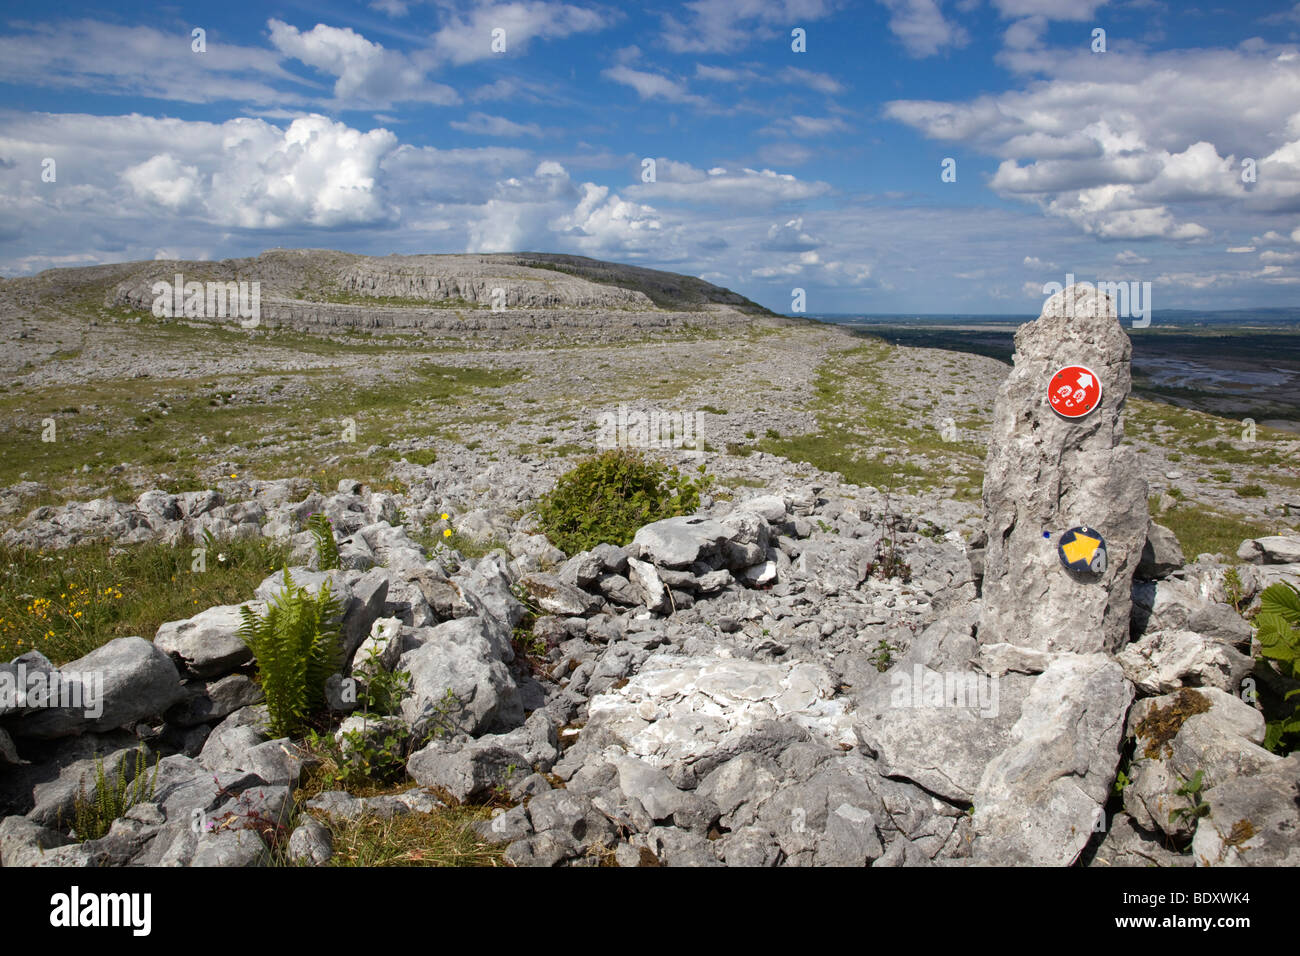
[584,654,853,787]
[630,516,729,569]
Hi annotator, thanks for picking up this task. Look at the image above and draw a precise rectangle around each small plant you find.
[1236,484,1267,498]
[869,638,901,673]
[238,566,343,738]
[535,448,713,555]
[354,644,412,717]
[307,513,340,570]
[1256,581,1300,753]
[1223,566,1247,616]
[70,746,159,842]
[1113,769,1131,795]
[1169,769,1211,827]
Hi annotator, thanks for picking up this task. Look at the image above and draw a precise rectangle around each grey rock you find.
[1191,753,1300,866]
[630,516,729,569]
[399,632,523,737]
[1124,687,1277,841]
[610,753,719,832]
[165,673,263,726]
[980,285,1149,653]
[475,805,533,844]
[717,826,782,867]
[973,653,1133,866]
[0,726,21,766]
[519,572,600,617]
[154,603,259,678]
[1115,629,1254,695]
[11,637,185,738]
[287,814,333,865]
[350,616,403,677]
[0,814,75,867]
[626,558,671,614]
[1138,521,1185,579]
[406,739,527,802]
[816,803,884,866]
[1088,812,1192,868]
[1237,535,1300,565]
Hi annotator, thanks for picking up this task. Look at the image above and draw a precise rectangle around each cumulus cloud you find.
[268,20,458,107]
[886,44,1300,241]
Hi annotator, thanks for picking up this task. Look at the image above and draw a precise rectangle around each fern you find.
[71,746,159,842]
[238,566,343,738]
[307,513,340,571]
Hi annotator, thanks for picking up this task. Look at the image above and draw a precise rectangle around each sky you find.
[2,0,1300,314]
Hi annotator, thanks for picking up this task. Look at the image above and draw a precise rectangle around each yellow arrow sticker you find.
[1061,532,1101,566]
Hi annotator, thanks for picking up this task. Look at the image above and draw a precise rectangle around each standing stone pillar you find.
[979,285,1148,654]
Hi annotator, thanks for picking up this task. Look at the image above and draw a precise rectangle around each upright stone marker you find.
[979,285,1148,654]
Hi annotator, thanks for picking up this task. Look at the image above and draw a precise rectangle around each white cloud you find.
[1115,249,1150,264]
[431,2,610,66]
[627,163,831,206]
[122,154,202,210]
[887,44,1300,242]
[877,0,970,58]
[450,112,543,137]
[659,0,837,54]
[760,115,851,136]
[0,19,305,105]
[602,66,709,106]
[268,20,458,108]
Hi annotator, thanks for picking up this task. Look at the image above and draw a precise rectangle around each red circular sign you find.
[1048,365,1102,419]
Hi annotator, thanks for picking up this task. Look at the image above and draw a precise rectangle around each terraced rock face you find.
[99,249,769,334]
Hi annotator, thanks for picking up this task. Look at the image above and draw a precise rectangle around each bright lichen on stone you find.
[1135,688,1212,760]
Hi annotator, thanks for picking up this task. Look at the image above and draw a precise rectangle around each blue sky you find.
[3,0,1300,313]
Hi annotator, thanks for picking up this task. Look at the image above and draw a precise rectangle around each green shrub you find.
[238,567,344,738]
[535,449,713,555]
[1257,582,1300,753]
[1236,484,1267,498]
[307,513,340,570]
[71,746,159,842]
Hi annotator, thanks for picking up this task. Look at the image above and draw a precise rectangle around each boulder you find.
[1123,687,1277,841]
[1237,535,1300,565]
[398,632,522,737]
[1115,629,1253,695]
[10,637,185,738]
[1191,753,1300,866]
[1138,521,1185,579]
[973,653,1133,865]
[630,516,729,569]
[154,604,260,678]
